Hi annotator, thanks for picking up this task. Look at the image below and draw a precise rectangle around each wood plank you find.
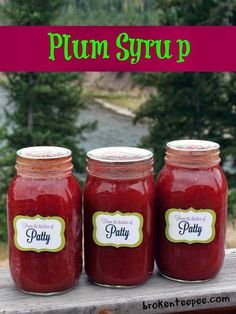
[180,308,236,314]
[1,249,236,314]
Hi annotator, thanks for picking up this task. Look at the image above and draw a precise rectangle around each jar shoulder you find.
[8,174,82,201]
[85,174,155,195]
[157,164,227,193]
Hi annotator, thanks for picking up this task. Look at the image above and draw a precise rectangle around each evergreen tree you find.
[59,0,158,26]
[5,0,63,25]
[134,0,236,191]
[156,0,236,26]
[0,0,93,242]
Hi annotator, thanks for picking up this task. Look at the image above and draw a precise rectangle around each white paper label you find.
[92,211,143,248]
[13,215,65,252]
[165,208,216,244]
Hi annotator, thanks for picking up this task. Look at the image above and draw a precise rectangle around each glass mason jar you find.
[7,146,82,295]
[156,140,228,282]
[84,147,156,287]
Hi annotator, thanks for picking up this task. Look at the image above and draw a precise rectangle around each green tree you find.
[5,0,63,25]
[59,0,158,26]
[0,0,93,242]
[134,0,236,191]
[156,0,236,26]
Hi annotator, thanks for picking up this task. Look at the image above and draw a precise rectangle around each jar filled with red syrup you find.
[84,147,155,287]
[156,140,228,282]
[7,146,82,295]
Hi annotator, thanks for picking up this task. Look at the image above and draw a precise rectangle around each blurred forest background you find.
[1,0,236,261]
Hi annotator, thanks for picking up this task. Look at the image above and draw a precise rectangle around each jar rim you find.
[87,146,153,164]
[166,140,220,152]
[17,146,72,160]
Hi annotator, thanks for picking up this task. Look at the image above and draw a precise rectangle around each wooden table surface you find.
[1,249,236,314]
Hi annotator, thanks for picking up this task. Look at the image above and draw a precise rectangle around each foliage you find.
[135,73,232,169]
[156,0,236,25]
[229,189,236,220]
[57,0,159,25]
[134,0,236,218]
[0,0,159,26]
[0,4,6,25]
[4,72,92,169]
[4,0,63,25]
[0,129,12,242]
[0,0,93,242]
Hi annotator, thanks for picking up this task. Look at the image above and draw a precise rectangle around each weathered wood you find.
[180,307,236,314]
[1,249,236,314]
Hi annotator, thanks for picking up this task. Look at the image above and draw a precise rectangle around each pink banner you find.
[0,26,235,72]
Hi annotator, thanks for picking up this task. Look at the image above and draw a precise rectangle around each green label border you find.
[13,214,66,253]
[92,211,143,248]
[165,208,216,244]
